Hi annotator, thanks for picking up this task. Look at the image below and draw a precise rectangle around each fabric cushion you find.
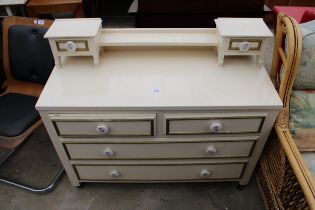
[301,10,315,23]
[9,25,54,84]
[273,6,315,23]
[302,153,315,179]
[290,90,315,151]
[0,93,40,137]
[292,20,315,90]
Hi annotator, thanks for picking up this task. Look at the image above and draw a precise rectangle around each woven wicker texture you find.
[257,13,314,210]
[257,132,310,209]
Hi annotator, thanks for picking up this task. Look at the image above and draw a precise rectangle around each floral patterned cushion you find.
[293,20,315,89]
[290,90,315,180]
[290,90,315,151]
[302,153,315,179]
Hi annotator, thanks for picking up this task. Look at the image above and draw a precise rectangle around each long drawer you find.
[50,114,155,137]
[165,113,265,135]
[75,163,245,181]
[65,140,255,159]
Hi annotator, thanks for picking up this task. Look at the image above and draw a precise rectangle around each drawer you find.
[55,40,90,52]
[65,140,255,159]
[165,113,265,135]
[75,163,245,181]
[227,39,262,52]
[50,114,155,137]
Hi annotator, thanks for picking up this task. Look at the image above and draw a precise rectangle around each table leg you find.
[5,6,13,16]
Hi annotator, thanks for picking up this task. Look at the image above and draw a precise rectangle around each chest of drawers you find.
[36,28,282,187]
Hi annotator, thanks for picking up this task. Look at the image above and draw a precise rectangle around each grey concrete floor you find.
[0,22,275,210]
[0,125,266,210]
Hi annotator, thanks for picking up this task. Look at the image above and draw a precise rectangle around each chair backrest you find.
[270,13,302,108]
[8,25,54,84]
[292,19,315,90]
[2,16,54,97]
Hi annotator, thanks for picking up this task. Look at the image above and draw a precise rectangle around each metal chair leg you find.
[0,147,64,193]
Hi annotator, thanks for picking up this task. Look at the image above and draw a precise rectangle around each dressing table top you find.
[36,46,282,111]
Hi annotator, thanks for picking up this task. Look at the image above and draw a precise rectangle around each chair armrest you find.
[275,107,315,208]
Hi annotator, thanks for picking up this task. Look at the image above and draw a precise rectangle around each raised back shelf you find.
[100,28,218,47]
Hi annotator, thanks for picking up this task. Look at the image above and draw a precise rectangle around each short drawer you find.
[65,140,255,159]
[227,39,262,52]
[50,114,155,137]
[165,113,265,135]
[55,40,90,52]
[75,163,245,181]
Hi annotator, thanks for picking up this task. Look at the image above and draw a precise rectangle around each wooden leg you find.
[74,4,85,18]
[5,6,13,16]
[93,53,99,66]
[237,183,245,190]
[55,56,61,69]
[218,51,224,65]
[257,55,263,68]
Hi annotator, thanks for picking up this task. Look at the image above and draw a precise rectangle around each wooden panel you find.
[35,46,282,111]
[56,40,89,52]
[75,163,245,181]
[165,113,265,135]
[51,113,155,137]
[228,39,262,51]
[65,140,255,159]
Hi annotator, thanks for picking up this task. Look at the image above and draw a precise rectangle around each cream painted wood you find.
[100,28,218,47]
[238,109,279,185]
[70,158,249,165]
[36,28,282,187]
[44,18,102,67]
[0,0,28,5]
[75,163,245,181]
[164,113,265,135]
[215,18,273,66]
[49,113,156,121]
[55,121,153,137]
[60,136,260,144]
[228,39,262,51]
[0,0,28,17]
[215,18,273,37]
[38,111,80,186]
[36,48,282,111]
[51,113,155,137]
[44,18,102,38]
[65,140,255,159]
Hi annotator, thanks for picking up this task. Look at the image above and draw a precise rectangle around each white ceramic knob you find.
[205,146,217,155]
[110,170,120,178]
[209,122,223,133]
[96,125,109,134]
[238,41,250,52]
[200,169,211,177]
[102,148,114,158]
[65,41,77,52]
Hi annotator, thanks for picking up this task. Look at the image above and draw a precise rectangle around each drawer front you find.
[165,114,265,135]
[75,163,244,181]
[227,39,262,52]
[56,40,90,52]
[65,141,255,159]
[50,114,155,137]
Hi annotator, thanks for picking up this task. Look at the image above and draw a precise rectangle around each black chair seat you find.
[0,93,39,137]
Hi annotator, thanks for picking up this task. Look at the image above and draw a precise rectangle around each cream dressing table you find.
[36,18,282,188]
